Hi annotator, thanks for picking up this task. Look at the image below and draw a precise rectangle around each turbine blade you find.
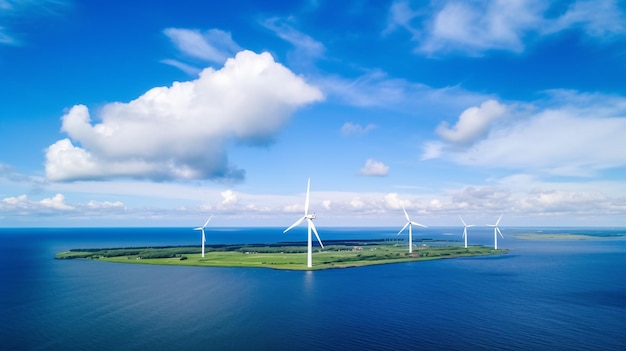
[202,215,213,228]
[497,227,504,239]
[495,214,503,226]
[202,230,206,243]
[308,219,324,249]
[397,222,410,235]
[284,216,306,233]
[459,215,467,227]
[462,227,467,238]
[193,227,202,231]
[411,221,427,228]
[304,178,311,215]
[402,206,410,222]
[467,225,476,228]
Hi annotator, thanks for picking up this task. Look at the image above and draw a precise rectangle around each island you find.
[56,239,507,270]
[514,233,626,240]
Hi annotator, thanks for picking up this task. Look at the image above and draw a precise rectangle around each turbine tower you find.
[486,214,504,250]
[459,216,475,248]
[397,206,427,253]
[194,215,212,257]
[284,178,324,268]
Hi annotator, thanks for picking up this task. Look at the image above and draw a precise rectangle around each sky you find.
[1,0,625,228]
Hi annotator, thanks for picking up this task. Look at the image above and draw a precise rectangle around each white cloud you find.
[45,50,323,182]
[87,200,124,209]
[163,28,242,66]
[384,192,411,210]
[350,197,365,209]
[359,159,389,177]
[40,194,74,210]
[218,189,238,209]
[1,193,74,212]
[341,122,377,136]
[424,0,543,54]
[456,110,626,176]
[2,176,625,225]
[424,91,626,176]
[2,194,28,207]
[322,200,332,210]
[435,100,508,145]
[387,0,626,56]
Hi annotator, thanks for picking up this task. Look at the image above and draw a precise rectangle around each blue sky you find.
[1,0,625,227]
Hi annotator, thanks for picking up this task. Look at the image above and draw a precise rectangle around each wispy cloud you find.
[45,51,323,182]
[318,69,491,113]
[162,28,242,73]
[163,28,241,63]
[261,16,325,66]
[341,122,377,136]
[546,0,626,37]
[0,163,47,192]
[386,0,626,56]
[0,0,69,46]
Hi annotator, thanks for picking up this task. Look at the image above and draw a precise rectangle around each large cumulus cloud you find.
[45,50,323,182]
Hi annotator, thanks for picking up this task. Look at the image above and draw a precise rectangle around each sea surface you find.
[1,227,625,351]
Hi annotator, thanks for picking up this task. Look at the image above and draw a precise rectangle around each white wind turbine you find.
[459,216,475,248]
[194,215,213,257]
[284,178,324,268]
[486,214,504,250]
[397,206,427,253]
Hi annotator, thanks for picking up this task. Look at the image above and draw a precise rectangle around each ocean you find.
[0,227,624,350]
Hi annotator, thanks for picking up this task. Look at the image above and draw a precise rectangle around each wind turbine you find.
[459,216,475,248]
[397,206,427,253]
[486,214,504,250]
[194,215,212,257]
[284,178,324,268]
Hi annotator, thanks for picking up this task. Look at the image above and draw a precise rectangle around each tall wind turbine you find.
[284,178,324,268]
[397,206,427,253]
[486,214,504,250]
[194,215,212,257]
[459,216,475,248]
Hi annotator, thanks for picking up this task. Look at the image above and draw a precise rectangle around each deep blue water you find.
[1,227,625,351]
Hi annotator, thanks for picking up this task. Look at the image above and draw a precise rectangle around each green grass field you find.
[56,241,506,270]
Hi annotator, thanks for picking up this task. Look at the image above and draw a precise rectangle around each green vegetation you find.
[56,241,506,270]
